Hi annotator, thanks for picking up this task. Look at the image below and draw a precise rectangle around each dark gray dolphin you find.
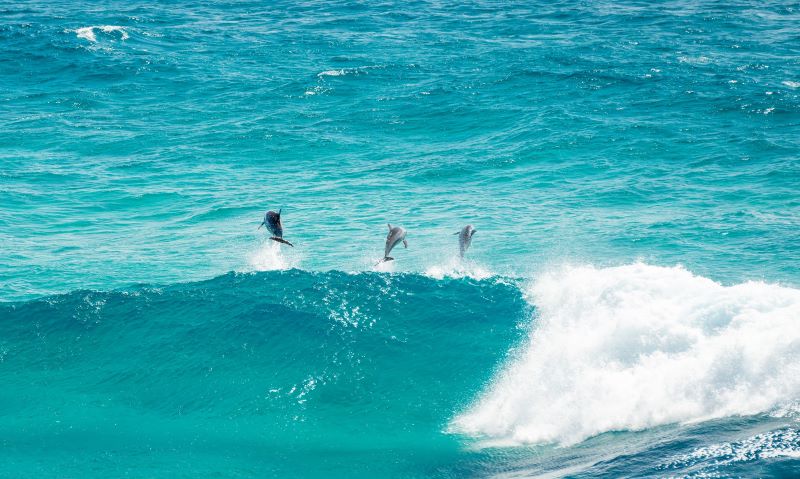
[454,224,476,258]
[378,223,407,264]
[258,209,293,247]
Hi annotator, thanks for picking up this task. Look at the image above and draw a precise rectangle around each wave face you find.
[453,264,800,446]
[0,271,528,478]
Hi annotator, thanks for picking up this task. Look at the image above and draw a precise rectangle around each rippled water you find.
[1,1,799,477]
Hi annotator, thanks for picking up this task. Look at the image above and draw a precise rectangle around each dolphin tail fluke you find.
[270,237,294,247]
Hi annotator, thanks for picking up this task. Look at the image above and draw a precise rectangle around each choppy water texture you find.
[1,0,799,477]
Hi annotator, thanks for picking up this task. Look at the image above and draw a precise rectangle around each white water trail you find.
[451,263,800,446]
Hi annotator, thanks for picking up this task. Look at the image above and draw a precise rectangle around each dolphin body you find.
[379,224,407,263]
[455,224,477,258]
[258,209,293,247]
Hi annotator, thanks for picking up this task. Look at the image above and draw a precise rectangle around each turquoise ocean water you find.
[2,1,800,477]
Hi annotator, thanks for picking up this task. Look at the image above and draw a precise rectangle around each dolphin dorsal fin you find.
[387,223,392,230]
[278,208,281,216]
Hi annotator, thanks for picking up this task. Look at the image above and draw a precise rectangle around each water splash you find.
[424,257,494,281]
[247,239,297,271]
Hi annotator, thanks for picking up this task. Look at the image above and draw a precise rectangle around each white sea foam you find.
[74,25,129,43]
[304,85,327,96]
[316,65,383,78]
[451,263,800,446]
[770,401,800,419]
[678,55,711,65]
[660,428,800,471]
[318,69,346,77]
[247,239,297,271]
[783,81,800,89]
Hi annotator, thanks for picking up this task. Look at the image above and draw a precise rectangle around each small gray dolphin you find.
[258,209,294,247]
[378,223,407,264]
[454,224,477,258]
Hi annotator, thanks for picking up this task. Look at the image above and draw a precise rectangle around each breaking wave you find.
[452,263,800,446]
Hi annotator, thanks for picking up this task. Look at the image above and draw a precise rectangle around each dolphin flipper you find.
[402,239,408,249]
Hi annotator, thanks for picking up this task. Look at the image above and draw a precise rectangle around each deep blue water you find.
[1,1,800,477]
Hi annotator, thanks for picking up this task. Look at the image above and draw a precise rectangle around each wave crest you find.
[74,25,129,42]
[451,263,800,446]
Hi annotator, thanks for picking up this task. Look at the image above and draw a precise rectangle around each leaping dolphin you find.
[378,223,407,264]
[258,209,294,247]
[455,224,476,258]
